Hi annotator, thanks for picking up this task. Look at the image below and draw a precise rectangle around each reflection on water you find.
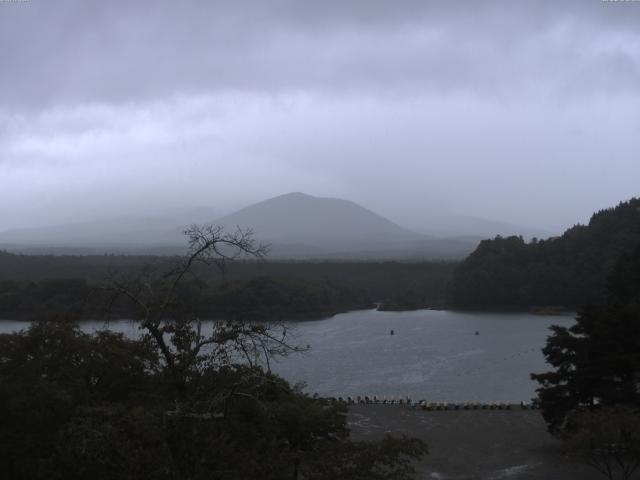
[0,309,574,402]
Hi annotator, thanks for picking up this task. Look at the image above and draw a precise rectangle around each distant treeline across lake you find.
[0,252,454,320]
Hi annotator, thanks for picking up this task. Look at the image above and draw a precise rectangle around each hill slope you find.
[450,197,640,308]
[0,193,479,259]
[214,192,418,244]
[213,192,480,259]
[0,207,220,252]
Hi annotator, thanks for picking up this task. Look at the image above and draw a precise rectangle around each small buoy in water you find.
[475,331,479,335]
[390,329,394,335]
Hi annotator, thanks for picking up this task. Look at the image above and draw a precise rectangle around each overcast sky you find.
[1,0,639,233]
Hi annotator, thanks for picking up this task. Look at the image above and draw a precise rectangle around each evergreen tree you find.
[532,244,640,433]
[451,197,640,308]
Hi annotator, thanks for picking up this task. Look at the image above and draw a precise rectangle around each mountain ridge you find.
[213,192,421,243]
[0,192,505,259]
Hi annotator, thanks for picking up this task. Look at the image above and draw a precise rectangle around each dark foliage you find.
[0,319,163,479]
[0,320,427,480]
[0,256,454,320]
[531,244,640,433]
[451,198,640,308]
[563,407,640,480]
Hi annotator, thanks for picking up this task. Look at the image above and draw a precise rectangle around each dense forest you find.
[0,253,454,320]
[450,198,640,308]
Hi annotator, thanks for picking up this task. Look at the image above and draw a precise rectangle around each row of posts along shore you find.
[327,395,540,410]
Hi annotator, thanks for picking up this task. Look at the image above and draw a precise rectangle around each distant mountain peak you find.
[263,192,336,202]
[279,191,310,198]
[0,192,481,259]
[214,192,418,244]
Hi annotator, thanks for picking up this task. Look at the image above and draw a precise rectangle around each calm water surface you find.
[1,309,574,402]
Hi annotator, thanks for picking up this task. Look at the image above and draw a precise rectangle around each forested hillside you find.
[0,253,454,320]
[450,198,640,308]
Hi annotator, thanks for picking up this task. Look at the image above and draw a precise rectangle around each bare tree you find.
[103,224,303,395]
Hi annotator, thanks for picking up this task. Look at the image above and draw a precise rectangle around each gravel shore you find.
[348,405,603,480]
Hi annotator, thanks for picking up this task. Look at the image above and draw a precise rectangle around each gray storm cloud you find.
[0,0,639,232]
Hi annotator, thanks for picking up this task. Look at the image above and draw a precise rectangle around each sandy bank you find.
[347,405,602,480]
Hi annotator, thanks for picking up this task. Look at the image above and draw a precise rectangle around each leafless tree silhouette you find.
[103,224,304,395]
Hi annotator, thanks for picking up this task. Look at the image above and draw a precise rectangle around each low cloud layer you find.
[1,1,639,233]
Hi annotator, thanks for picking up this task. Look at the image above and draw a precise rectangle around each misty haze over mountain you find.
[213,192,488,259]
[1,192,537,258]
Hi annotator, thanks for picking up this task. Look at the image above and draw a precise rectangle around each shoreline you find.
[347,405,600,479]
[0,305,576,323]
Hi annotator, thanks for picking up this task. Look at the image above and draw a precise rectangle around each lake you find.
[0,309,574,402]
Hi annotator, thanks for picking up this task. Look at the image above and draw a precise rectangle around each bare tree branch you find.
[99,224,294,397]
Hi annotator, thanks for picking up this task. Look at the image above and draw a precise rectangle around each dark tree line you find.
[0,276,372,321]
[451,198,640,308]
[0,252,454,320]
